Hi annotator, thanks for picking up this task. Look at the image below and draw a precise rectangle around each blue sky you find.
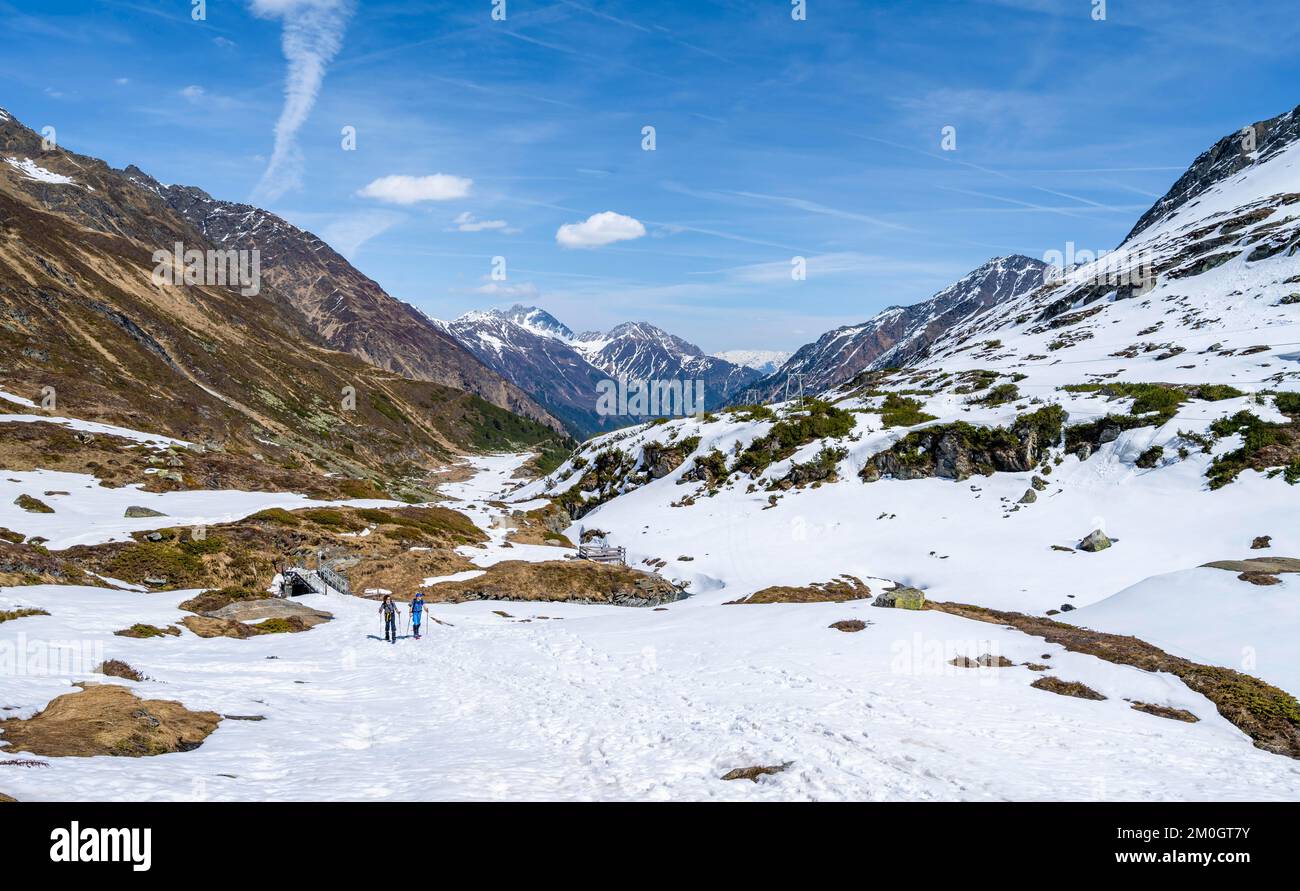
[2,0,1299,352]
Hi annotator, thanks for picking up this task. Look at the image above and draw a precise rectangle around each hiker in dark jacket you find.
[379,595,399,643]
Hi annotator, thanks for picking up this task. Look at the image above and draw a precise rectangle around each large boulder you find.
[1078,529,1112,552]
[180,615,256,639]
[642,441,691,480]
[872,586,926,610]
[861,406,1066,483]
[207,598,333,627]
[424,559,685,607]
[124,505,166,518]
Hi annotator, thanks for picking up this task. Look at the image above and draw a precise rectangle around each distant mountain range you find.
[712,350,791,375]
[751,254,1049,400]
[444,250,1051,436]
[443,306,762,437]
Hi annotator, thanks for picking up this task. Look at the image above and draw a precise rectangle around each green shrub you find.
[1135,446,1164,469]
[1275,392,1300,416]
[733,400,856,476]
[300,509,366,532]
[1206,411,1289,489]
[974,383,1020,406]
[248,507,300,526]
[879,394,937,427]
[105,543,206,585]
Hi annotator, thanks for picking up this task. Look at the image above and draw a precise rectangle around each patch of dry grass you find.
[0,684,220,757]
[728,575,871,605]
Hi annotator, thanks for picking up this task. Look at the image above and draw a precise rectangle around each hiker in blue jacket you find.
[411,591,426,639]
[379,595,399,643]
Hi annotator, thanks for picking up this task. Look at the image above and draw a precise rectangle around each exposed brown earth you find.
[0,420,394,499]
[13,493,53,513]
[0,684,220,757]
[1130,701,1200,723]
[179,614,313,638]
[0,607,48,623]
[727,575,871,605]
[96,660,146,682]
[38,504,486,597]
[493,502,575,548]
[113,624,181,639]
[1239,572,1282,586]
[721,762,793,783]
[829,619,868,632]
[951,654,1016,668]
[1031,677,1107,700]
[0,539,92,587]
[423,560,685,607]
[1203,557,1300,574]
[928,600,1300,758]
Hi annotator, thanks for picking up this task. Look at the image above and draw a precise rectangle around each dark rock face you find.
[1125,104,1300,242]
[641,440,694,480]
[861,406,1066,483]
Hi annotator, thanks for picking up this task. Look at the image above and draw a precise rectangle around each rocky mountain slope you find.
[446,307,615,438]
[574,321,761,401]
[139,175,561,433]
[1125,103,1300,241]
[754,255,1048,400]
[515,105,1300,750]
[0,107,569,496]
[446,306,761,437]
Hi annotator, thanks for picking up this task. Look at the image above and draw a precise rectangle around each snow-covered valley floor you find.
[2,454,1298,802]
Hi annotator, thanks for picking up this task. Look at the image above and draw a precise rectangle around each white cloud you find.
[248,0,356,204]
[450,211,517,233]
[317,210,404,260]
[178,84,241,110]
[473,281,540,300]
[555,211,646,249]
[357,174,473,205]
[693,252,965,285]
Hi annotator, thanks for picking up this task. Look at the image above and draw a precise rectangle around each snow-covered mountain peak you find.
[502,305,575,340]
[755,254,1047,398]
[713,350,792,375]
[1126,103,1300,243]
